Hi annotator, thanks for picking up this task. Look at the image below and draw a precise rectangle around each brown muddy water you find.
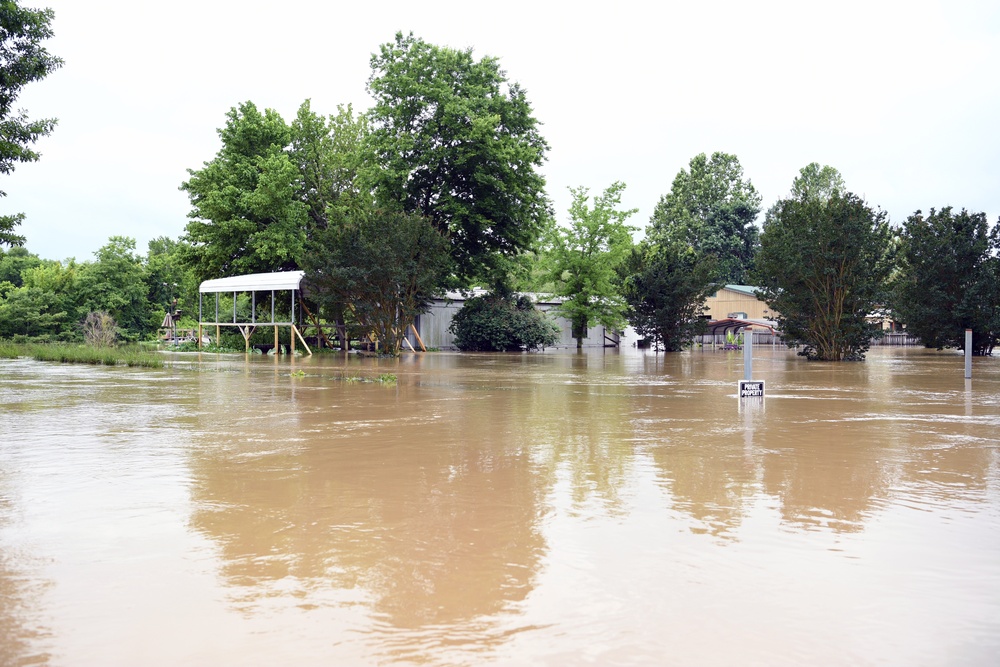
[1,346,999,666]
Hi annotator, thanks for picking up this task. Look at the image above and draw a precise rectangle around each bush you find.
[81,311,118,347]
[449,293,560,351]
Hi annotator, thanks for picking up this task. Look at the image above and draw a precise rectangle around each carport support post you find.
[965,329,972,379]
[744,328,753,381]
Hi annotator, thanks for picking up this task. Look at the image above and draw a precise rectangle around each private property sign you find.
[739,380,765,398]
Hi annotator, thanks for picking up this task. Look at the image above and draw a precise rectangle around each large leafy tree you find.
[366,32,551,287]
[619,240,718,352]
[303,211,452,356]
[649,152,761,284]
[541,182,636,348]
[0,0,63,246]
[289,100,371,231]
[893,207,1000,355]
[754,192,895,361]
[180,101,308,280]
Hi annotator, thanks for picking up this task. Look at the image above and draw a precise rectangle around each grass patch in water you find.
[335,371,397,385]
[0,342,164,368]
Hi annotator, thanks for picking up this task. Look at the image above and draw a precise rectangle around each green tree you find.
[649,152,761,284]
[789,162,846,203]
[0,245,40,285]
[619,241,718,351]
[290,101,374,349]
[0,283,67,338]
[77,236,157,340]
[754,192,895,361]
[290,100,371,230]
[0,0,63,246]
[181,101,308,280]
[765,163,846,222]
[892,207,1000,355]
[144,236,198,326]
[0,258,82,339]
[21,257,80,320]
[541,182,636,348]
[367,32,551,287]
[303,211,452,356]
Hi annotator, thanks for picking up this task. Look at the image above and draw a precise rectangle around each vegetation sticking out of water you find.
[0,342,164,368]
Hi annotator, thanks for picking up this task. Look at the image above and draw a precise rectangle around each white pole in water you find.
[965,329,972,379]
[744,328,753,381]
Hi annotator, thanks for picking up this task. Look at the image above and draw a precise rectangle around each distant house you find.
[703,285,773,321]
[410,291,621,350]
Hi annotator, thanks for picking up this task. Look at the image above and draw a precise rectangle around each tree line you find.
[1,13,998,359]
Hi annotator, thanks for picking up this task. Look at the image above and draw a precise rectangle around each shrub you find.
[81,311,118,347]
[449,293,560,351]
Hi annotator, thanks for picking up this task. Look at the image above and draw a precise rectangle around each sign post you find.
[965,329,972,379]
[739,328,765,398]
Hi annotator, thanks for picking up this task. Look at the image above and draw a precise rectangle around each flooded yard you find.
[1,346,999,665]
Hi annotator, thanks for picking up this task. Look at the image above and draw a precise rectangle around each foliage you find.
[649,152,761,284]
[0,245,40,285]
[81,310,117,347]
[754,192,895,361]
[367,32,551,288]
[789,162,846,203]
[764,162,847,223]
[540,182,636,348]
[892,207,1000,355]
[180,101,308,280]
[290,100,372,230]
[304,210,452,356]
[0,282,68,338]
[0,236,202,343]
[619,240,718,351]
[289,100,373,350]
[448,292,559,352]
[0,0,63,246]
[77,236,157,340]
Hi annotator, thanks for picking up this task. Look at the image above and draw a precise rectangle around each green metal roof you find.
[722,284,759,296]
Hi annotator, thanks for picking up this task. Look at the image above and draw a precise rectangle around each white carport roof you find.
[199,270,305,293]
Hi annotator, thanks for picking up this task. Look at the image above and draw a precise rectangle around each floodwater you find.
[1,346,999,666]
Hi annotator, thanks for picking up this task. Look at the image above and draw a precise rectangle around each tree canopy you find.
[541,182,636,348]
[649,152,761,284]
[180,101,308,281]
[0,0,63,246]
[366,32,551,288]
[754,192,894,361]
[892,207,1000,355]
[619,241,717,351]
[303,211,451,356]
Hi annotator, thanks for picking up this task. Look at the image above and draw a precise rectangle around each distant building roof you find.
[199,271,305,293]
[721,284,759,296]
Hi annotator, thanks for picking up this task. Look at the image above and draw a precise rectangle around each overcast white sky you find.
[5,0,1000,262]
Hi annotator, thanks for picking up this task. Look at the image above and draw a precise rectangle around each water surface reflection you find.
[1,348,998,665]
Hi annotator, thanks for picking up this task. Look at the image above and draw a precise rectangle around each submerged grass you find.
[0,342,164,368]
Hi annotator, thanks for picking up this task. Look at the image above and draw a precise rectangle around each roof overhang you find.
[705,317,778,336]
[199,271,305,294]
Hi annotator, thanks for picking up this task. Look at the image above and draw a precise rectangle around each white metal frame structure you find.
[198,270,312,355]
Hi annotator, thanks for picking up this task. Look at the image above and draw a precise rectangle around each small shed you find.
[198,270,311,355]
